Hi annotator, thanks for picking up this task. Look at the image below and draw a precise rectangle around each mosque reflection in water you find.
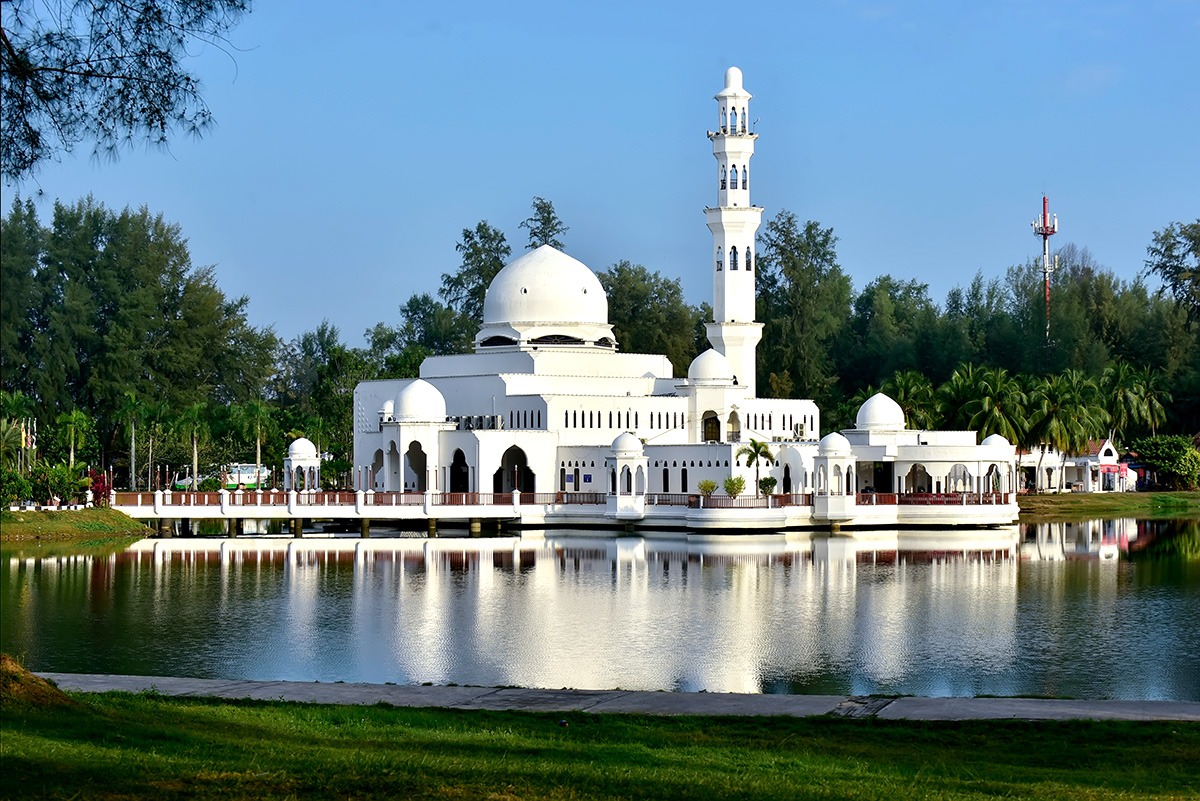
[4,524,1198,700]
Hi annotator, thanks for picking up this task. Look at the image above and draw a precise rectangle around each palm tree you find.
[882,370,939,429]
[1102,362,1146,444]
[936,363,982,430]
[232,399,276,488]
[142,399,167,490]
[171,402,210,490]
[1137,367,1171,436]
[1026,374,1074,492]
[736,438,774,496]
[0,390,34,419]
[115,391,142,490]
[56,409,89,470]
[0,419,22,470]
[965,367,1027,443]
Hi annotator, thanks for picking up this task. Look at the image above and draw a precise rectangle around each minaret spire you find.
[705,66,764,394]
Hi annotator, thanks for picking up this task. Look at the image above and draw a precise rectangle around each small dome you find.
[394,379,447,422]
[981,433,1011,447]
[687,348,734,383]
[818,432,851,456]
[716,65,752,98]
[379,399,394,418]
[611,432,643,454]
[855,393,906,431]
[482,245,607,327]
[288,437,317,458]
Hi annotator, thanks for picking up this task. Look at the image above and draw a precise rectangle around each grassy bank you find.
[2,663,1197,800]
[1017,490,1200,523]
[0,507,149,555]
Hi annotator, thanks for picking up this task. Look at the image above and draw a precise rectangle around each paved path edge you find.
[36,673,1200,722]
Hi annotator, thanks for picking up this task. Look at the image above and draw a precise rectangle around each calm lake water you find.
[3,521,1198,700]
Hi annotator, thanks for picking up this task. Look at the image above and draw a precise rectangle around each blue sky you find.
[7,0,1199,346]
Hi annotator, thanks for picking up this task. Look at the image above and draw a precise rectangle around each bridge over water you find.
[110,489,1018,535]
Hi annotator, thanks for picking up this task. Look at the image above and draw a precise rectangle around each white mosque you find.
[351,67,1019,531]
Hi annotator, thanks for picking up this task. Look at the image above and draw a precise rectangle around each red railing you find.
[779,493,814,507]
[895,492,1011,506]
[365,492,426,506]
[645,493,692,506]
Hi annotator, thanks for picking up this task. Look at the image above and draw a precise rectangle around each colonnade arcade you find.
[361,441,537,494]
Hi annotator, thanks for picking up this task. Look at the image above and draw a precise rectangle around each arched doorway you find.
[727,410,741,443]
[783,464,792,494]
[702,410,720,442]
[493,445,534,493]
[404,441,427,492]
[387,442,401,491]
[450,449,470,493]
[947,464,973,493]
[905,464,931,493]
[371,449,384,490]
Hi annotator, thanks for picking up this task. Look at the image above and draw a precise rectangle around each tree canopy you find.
[0,0,251,181]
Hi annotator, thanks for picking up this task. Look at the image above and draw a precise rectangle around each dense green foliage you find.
[1129,436,1200,490]
[1,195,1195,494]
[3,691,1198,800]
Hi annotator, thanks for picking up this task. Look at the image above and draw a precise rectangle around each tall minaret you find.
[705,66,764,394]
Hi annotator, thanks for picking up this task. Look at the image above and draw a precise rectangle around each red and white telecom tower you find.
[1031,195,1058,342]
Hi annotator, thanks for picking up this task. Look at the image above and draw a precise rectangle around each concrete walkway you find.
[38,673,1200,722]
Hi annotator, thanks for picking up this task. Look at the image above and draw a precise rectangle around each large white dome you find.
[482,245,607,326]
[395,379,447,422]
[687,349,734,384]
[855,392,906,431]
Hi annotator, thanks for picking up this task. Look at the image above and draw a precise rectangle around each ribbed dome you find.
[482,246,607,326]
[855,393,906,431]
[818,432,851,456]
[394,379,447,422]
[611,432,643,454]
[687,349,734,383]
[288,437,317,458]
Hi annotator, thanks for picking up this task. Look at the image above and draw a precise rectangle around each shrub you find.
[697,479,717,498]
[1130,436,1200,491]
[723,475,746,498]
[29,463,80,505]
[0,469,33,507]
[759,476,778,495]
[197,476,221,492]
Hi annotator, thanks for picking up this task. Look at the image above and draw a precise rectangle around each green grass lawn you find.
[3,669,1198,800]
[0,507,149,556]
[1018,490,1200,523]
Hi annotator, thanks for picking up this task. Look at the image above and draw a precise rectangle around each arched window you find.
[681,468,688,493]
[746,249,752,272]
[742,167,748,189]
[730,247,739,271]
[608,411,613,428]
[720,106,727,132]
[720,165,726,190]
[730,108,738,131]
[572,411,577,428]
[730,165,738,188]
[716,247,723,271]
[741,107,747,132]
[662,468,670,493]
